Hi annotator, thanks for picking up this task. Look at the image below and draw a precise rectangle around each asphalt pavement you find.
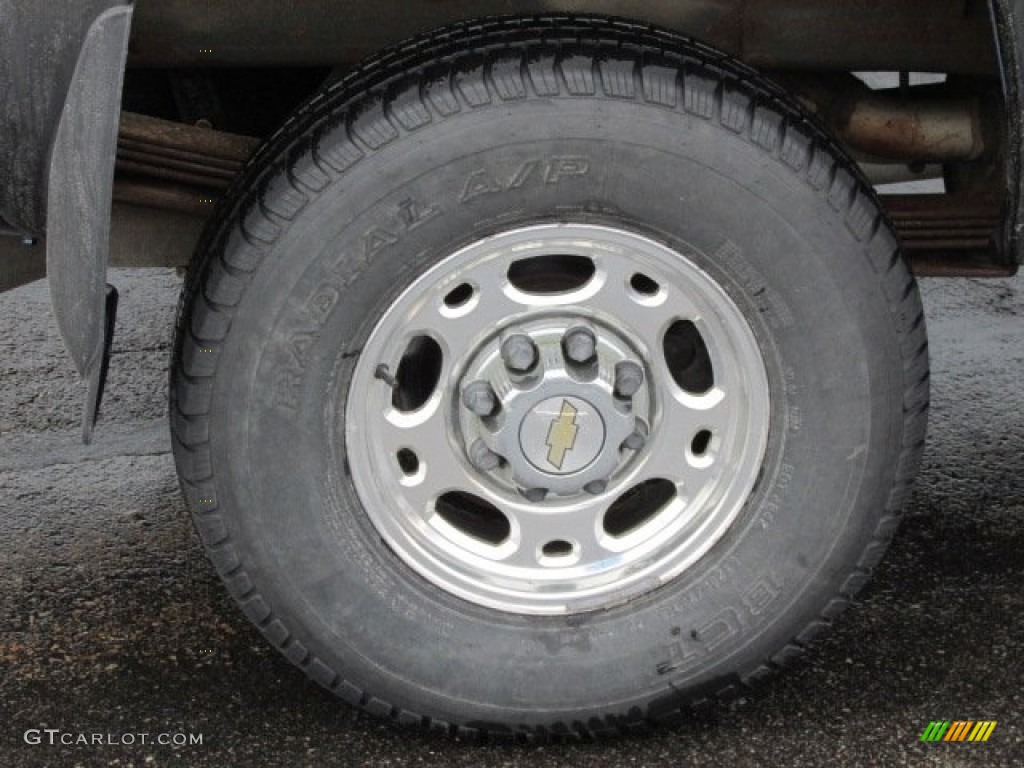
[1,268,1022,767]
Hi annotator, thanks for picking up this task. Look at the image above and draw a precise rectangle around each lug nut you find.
[521,487,548,502]
[563,327,597,364]
[614,361,645,398]
[583,479,607,495]
[462,380,498,417]
[500,334,538,373]
[623,419,649,451]
[468,439,502,471]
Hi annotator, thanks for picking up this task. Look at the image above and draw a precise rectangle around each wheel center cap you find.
[519,395,605,475]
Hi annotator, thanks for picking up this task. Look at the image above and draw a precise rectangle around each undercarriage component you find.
[778,74,990,163]
[838,91,985,163]
[886,195,1016,276]
[113,112,258,214]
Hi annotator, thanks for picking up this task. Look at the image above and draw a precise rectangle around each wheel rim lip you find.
[344,223,770,615]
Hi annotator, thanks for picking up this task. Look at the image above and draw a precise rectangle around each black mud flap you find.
[44,4,133,443]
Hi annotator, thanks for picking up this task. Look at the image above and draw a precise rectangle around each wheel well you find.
[109,3,1013,277]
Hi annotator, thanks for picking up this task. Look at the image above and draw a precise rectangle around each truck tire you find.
[170,15,928,738]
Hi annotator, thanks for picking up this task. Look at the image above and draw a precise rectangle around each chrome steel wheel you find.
[346,224,770,614]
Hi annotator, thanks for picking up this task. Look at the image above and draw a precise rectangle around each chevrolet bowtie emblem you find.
[545,400,580,470]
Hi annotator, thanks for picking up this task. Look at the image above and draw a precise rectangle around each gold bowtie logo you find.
[545,400,580,469]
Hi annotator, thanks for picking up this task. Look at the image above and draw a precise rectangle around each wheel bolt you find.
[500,334,538,373]
[462,380,498,417]
[521,487,548,502]
[468,439,502,471]
[623,419,649,451]
[583,479,607,495]
[614,361,645,398]
[563,327,597,364]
